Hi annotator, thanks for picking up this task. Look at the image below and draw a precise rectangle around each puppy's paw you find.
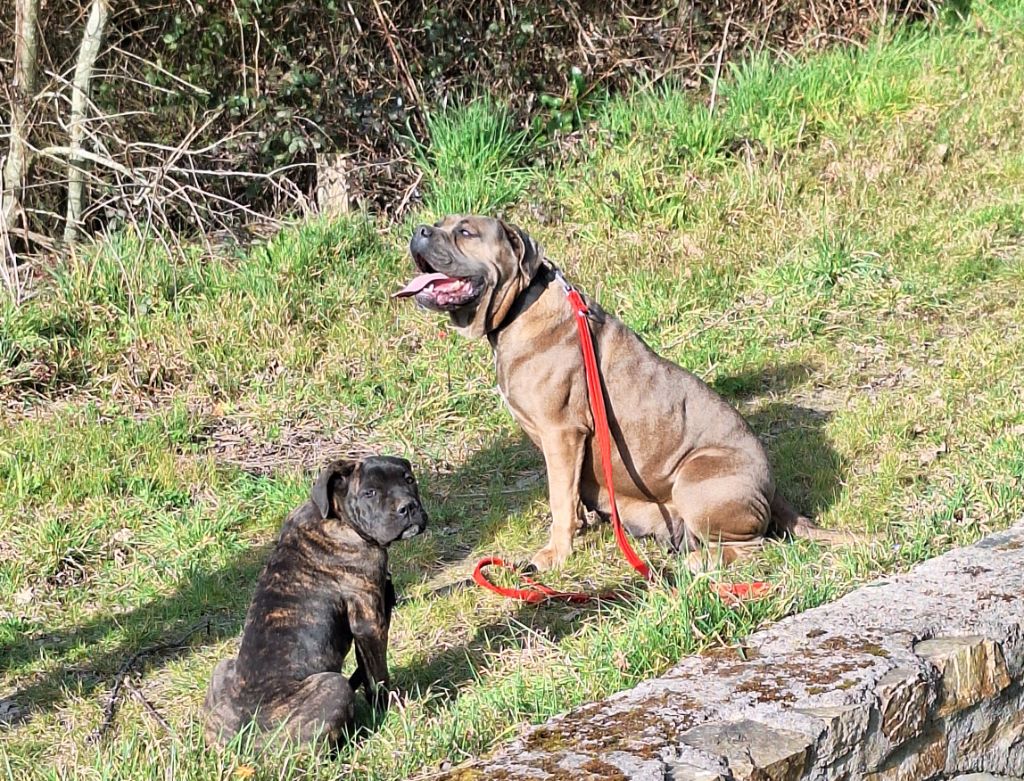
[530,543,571,571]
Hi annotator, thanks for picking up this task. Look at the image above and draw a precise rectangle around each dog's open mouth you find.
[393,266,483,311]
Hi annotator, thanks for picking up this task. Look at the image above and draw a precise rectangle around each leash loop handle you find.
[472,557,610,604]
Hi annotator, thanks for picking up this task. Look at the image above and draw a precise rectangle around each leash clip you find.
[552,267,590,318]
[552,267,574,296]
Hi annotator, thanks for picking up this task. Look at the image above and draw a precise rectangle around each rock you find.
[864,730,947,781]
[874,667,932,747]
[0,698,26,726]
[663,763,727,781]
[679,720,812,781]
[795,704,871,764]
[915,636,1012,716]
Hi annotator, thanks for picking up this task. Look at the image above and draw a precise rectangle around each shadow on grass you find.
[390,598,601,707]
[712,361,846,518]
[398,431,545,579]
[1,432,546,727]
[748,401,845,518]
[710,361,815,401]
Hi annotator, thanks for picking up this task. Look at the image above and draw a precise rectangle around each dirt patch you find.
[203,416,377,475]
[579,759,630,780]
[819,635,889,658]
[702,644,761,663]
[435,767,491,781]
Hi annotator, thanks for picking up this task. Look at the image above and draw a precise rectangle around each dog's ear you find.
[500,220,542,280]
[311,460,359,519]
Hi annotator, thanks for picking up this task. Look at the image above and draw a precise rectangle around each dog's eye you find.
[458,228,476,239]
[362,488,377,499]
[404,474,414,484]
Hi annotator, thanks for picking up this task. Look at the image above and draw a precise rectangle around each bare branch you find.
[1,0,41,300]
[64,0,111,245]
[107,45,211,96]
[38,145,135,178]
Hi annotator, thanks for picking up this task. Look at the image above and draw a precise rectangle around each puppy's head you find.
[311,457,427,546]
[394,215,542,339]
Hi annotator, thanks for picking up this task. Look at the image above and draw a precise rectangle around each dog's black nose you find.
[397,501,418,518]
[410,225,434,259]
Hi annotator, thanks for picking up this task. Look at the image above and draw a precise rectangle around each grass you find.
[3,1,1024,777]
[413,100,535,215]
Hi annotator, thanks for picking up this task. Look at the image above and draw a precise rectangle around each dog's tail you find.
[769,491,873,545]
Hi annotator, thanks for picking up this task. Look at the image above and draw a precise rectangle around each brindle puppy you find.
[202,457,427,749]
[395,215,866,572]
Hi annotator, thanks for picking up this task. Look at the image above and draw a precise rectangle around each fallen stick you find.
[89,618,211,743]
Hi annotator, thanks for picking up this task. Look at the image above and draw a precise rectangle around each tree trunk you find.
[63,0,111,245]
[1,0,41,286]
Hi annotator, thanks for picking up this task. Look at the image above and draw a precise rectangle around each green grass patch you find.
[413,99,537,215]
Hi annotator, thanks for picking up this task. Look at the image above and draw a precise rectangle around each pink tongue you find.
[392,272,452,299]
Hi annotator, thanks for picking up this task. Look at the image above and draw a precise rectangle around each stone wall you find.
[437,522,1024,781]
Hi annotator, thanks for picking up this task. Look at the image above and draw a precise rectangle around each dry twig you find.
[89,618,211,744]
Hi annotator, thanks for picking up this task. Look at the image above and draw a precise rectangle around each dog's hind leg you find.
[605,495,683,550]
[684,539,767,573]
[671,449,773,572]
[267,672,356,748]
[770,490,874,545]
[202,657,244,747]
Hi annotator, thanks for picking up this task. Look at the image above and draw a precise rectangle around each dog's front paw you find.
[530,543,571,571]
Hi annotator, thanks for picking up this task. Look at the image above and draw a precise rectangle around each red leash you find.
[472,268,768,604]
[563,279,652,581]
[471,556,634,604]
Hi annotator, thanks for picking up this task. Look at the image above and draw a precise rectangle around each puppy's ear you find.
[311,460,358,519]
[500,220,542,280]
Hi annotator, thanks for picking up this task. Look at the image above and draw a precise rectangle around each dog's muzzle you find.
[400,522,426,540]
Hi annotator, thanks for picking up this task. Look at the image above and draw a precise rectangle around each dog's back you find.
[202,503,322,746]
[234,502,376,693]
